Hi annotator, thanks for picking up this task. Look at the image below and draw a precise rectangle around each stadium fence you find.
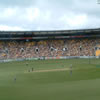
[0,56,99,63]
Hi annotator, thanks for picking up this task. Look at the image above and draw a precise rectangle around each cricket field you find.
[0,58,100,100]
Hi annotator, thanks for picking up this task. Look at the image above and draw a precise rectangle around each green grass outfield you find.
[0,58,100,100]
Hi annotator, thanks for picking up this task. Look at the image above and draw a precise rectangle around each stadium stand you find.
[95,45,100,56]
[0,28,100,60]
[0,38,100,60]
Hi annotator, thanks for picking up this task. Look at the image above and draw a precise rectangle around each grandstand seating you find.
[95,45,100,56]
[0,38,100,60]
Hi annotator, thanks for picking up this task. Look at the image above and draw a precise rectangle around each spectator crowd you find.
[0,38,100,60]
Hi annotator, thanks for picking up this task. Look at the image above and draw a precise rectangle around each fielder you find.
[70,64,72,76]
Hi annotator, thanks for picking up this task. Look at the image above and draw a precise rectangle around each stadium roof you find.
[0,28,100,35]
[0,28,100,40]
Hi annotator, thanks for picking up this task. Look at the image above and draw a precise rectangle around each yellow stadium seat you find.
[96,50,100,56]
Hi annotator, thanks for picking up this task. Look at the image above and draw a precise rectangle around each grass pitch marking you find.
[25,68,71,73]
